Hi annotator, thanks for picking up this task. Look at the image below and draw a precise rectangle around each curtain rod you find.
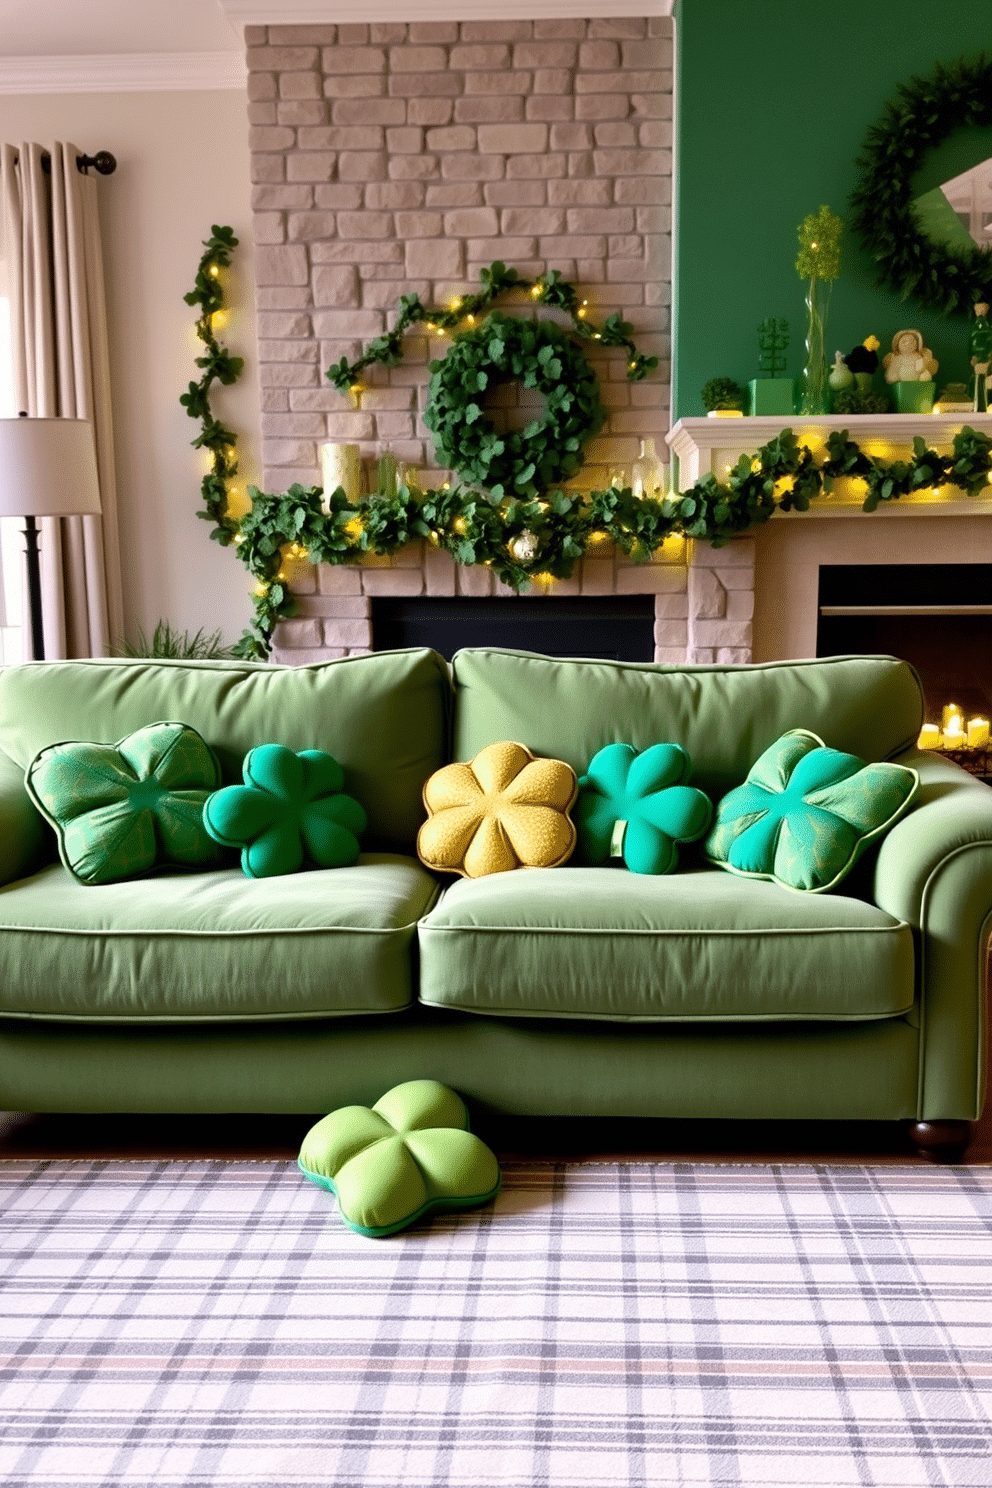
[28,150,117,176]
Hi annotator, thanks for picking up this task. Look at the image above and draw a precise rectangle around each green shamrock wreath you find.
[575,742,713,875]
[423,311,606,499]
[203,744,367,878]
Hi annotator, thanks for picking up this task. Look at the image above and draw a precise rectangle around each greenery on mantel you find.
[232,424,992,658]
[181,237,992,660]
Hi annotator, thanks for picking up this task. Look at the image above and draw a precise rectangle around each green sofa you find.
[0,647,987,1159]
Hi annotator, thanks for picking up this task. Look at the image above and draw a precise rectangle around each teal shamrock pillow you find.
[203,744,367,878]
[705,728,919,893]
[298,1080,501,1237]
[575,742,713,874]
[25,720,222,886]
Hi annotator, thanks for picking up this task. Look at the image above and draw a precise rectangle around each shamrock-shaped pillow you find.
[417,740,577,877]
[203,744,367,878]
[705,729,919,893]
[25,720,222,885]
[298,1080,501,1237]
[575,742,713,874]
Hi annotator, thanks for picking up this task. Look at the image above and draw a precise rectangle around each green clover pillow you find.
[25,720,223,885]
[575,742,713,874]
[298,1080,501,1237]
[705,729,919,893]
[203,744,367,878]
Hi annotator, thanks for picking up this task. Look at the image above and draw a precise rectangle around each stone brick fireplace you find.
[244,15,692,664]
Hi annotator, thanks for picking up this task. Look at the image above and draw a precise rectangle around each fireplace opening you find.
[371,596,656,663]
[816,564,992,721]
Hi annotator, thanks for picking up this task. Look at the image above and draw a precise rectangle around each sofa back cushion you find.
[451,650,923,801]
[0,650,450,854]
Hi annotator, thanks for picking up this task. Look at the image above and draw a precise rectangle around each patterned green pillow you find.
[203,744,367,878]
[575,742,713,874]
[705,729,919,893]
[298,1080,501,1237]
[25,720,222,885]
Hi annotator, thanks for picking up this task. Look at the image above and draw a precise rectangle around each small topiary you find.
[701,376,746,411]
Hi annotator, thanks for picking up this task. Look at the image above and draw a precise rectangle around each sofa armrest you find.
[873,749,992,1121]
[0,748,50,887]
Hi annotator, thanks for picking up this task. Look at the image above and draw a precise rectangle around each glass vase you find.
[799,277,831,415]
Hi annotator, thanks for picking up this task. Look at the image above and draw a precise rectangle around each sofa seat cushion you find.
[0,854,438,1022]
[417,868,914,1022]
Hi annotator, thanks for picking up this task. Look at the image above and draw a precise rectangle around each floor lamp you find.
[0,416,102,661]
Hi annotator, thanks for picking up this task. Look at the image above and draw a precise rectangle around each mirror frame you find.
[851,54,992,316]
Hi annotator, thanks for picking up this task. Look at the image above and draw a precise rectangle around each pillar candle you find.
[942,722,966,748]
[968,717,990,748]
[917,724,941,751]
[320,443,362,513]
[941,703,964,732]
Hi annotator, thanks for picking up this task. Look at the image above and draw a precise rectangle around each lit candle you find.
[968,717,990,748]
[942,703,965,732]
[917,724,941,751]
[942,720,966,748]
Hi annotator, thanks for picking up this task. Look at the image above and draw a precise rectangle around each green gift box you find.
[893,381,934,414]
[748,378,795,416]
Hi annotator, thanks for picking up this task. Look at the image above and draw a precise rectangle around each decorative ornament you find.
[423,311,605,498]
[756,318,789,378]
[883,329,938,384]
[828,350,854,391]
[851,55,992,315]
[509,529,540,562]
[795,205,843,416]
[971,302,992,413]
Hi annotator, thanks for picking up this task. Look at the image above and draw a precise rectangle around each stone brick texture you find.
[247,18,684,659]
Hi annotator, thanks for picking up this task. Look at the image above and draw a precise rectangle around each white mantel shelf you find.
[667,414,992,517]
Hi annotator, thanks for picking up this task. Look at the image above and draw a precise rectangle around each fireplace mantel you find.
[665,416,992,665]
[668,414,992,517]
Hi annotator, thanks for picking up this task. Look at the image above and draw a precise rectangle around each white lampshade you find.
[0,417,102,518]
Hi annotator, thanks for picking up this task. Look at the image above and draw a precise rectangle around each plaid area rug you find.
[1,1160,991,1488]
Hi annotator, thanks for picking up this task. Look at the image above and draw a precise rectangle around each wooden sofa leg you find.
[907,1120,973,1163]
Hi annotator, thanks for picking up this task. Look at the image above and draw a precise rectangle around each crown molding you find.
[0,51,247,95]
[221,0,673,27]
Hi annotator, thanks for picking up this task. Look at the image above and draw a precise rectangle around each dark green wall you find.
[673,0,992,417]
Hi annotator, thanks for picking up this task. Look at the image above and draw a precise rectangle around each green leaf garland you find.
[326,261,660,395]
[180,225,243,547]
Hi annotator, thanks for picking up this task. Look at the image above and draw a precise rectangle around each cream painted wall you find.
[2,89,260,650]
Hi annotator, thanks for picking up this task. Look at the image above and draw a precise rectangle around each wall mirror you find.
[851,56,992,315]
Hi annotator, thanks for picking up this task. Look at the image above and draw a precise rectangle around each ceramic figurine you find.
[828,350,854,390]
[970,302,992,413]
[844,336,881,392]
[883,329,938,383]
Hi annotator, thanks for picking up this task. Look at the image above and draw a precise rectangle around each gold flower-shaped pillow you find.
[418,741,577,877]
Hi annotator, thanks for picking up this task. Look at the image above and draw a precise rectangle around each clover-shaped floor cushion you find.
[298,1080,501,1237]
[203,744,367,878]
[417,740,577,877]
[575,742,713,874]
[705,729,919,893]
[25,720,222,885]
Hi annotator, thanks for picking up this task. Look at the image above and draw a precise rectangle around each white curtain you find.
[0,141,123,658]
